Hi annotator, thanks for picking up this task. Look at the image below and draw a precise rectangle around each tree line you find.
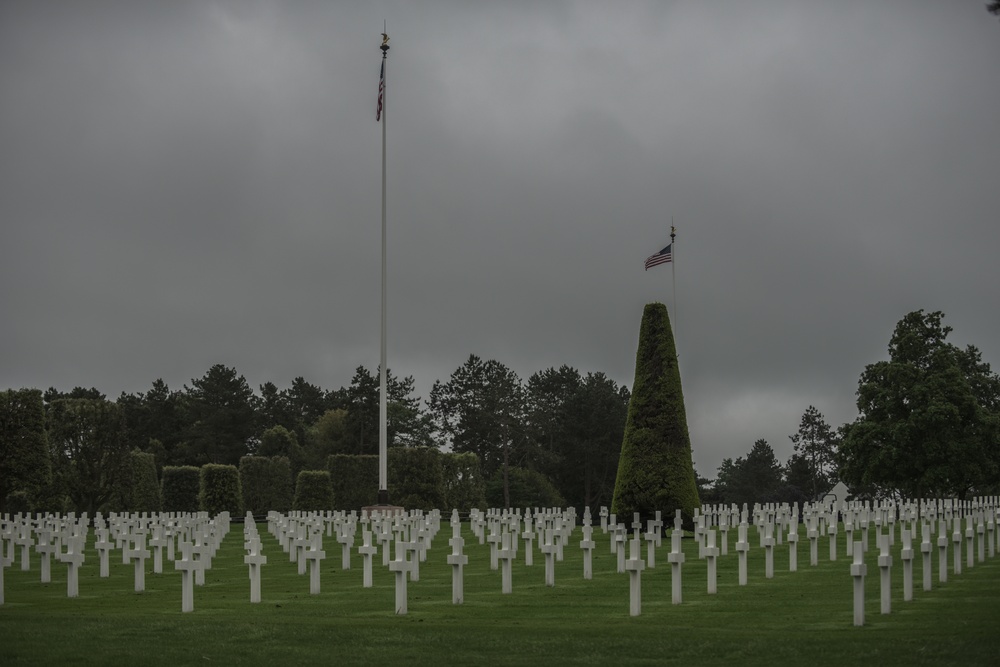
[705,310,1000,505]
[2,309,997,516]
[0,355,629,515]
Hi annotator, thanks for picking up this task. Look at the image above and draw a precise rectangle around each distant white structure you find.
[822,480,851,504]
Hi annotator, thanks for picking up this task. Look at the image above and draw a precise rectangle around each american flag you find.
[644,244,672,270]
[376,60,384,121]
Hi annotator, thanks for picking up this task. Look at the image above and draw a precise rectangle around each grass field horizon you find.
[2,517,999,665]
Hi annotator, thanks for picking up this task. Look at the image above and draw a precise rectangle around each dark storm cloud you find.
[2,1,998,476]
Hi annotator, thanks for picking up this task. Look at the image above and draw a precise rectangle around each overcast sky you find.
[2,1,998,478]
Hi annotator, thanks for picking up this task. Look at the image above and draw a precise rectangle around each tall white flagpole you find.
[378,29,390,505]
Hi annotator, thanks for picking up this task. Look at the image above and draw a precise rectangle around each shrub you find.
[328,454,378,510]
[161,466,201,512]
[611,303,700,527]
[240,455,293,515]
[200,463,243,516]
[293,470,333,511]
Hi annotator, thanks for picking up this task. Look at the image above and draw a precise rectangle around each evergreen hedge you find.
[161,465,201,512]
[388,447,445,510]
[127,450,161,513]
[328,454,378,510]
[293,470,333,511]
[240,455,293,515]
[611,302,701,527]
[200,463,243,516]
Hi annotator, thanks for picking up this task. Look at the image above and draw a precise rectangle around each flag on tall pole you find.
[377,28,390,505]
[644,244,672,270]
[376,59,385,121]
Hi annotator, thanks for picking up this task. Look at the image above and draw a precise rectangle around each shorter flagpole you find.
[670,223,677,337]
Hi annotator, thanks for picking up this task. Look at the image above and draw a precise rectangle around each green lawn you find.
[1,521,998,665]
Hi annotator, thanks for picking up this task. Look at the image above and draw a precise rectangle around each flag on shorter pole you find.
[644,244,672,270]
[376,60,385,121]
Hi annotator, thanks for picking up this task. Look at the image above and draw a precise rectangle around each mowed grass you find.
[2,521,999,666]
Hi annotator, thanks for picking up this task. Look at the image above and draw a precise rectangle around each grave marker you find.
[625,532,645,617]
[900,527,914,602]
[174,541,197,613]
[850,541,866,627]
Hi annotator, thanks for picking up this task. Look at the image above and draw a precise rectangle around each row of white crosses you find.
[0,511,232,610]
[849,496,1000,627]
[4,496,998,619]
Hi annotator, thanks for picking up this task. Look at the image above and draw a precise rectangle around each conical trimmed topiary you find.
[611,302,700,527]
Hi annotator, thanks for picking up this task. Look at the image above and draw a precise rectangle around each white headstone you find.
[625,532,645,617]
[851,540,866,627]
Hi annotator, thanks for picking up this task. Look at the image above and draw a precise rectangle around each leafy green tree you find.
[303,409,350,468]
[46,397,130,515]
[430,355,527,508]
[181,364,259,465]
[839,310,1000,499]
[256,425,305,475]
[526,367,629,511]
[611,303,700,526]
[485,467,565,509]
[0,389,51,512]
[789,405,839,499]
[441,452,487,511]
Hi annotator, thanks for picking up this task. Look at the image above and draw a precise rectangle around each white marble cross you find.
[625,532,645,617]
[735,522,750,586]
[705,529,720,595]
[389,539,410,615]
[540,527,556,587]
[59,534,85,598]
[244,538,267,603]
[15,524,33,572]
[919,521,932,592]
[521,516,535,567]
[127,532,151,592]
[358,530,378,588]
[305,534,326,595]
[149,525,167,575]
[851,540,866,627]
[35,529,56,584]
[447,533,468,604]
[878,532,893,615]
[579,524,595,580]
[498,531,514,595]
[667,526,685,604]
[937,519,949,584]
[94,528,113,578]
[900,527,914,602]
[174,541,197,613]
